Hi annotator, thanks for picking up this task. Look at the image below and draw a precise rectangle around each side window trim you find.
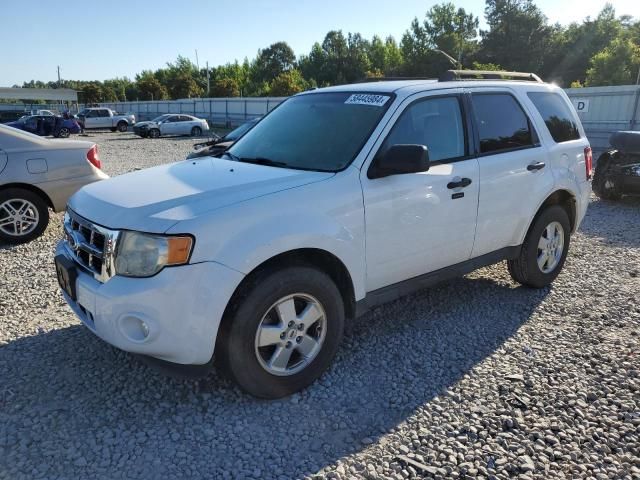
[369,92,473,172]
[466,89,541,158]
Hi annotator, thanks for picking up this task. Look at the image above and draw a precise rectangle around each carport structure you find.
[0,87,77,102]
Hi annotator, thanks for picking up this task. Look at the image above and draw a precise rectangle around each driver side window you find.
[379,96,467,163]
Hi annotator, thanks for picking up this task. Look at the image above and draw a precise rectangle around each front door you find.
[361,90,480,292]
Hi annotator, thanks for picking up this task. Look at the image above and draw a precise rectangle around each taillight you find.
[87,145,101,169]
[584,146,593,180]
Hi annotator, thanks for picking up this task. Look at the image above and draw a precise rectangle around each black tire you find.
[507,205,571,288]
[593,156,622,200]
[0,188,50,244]
[117,122,128,132]
[217,266,345,399]
[56,127,70,138]
[191,126,202,137]
[148,128,160,139]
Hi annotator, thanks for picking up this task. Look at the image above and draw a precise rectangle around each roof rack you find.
[439,70,543,83]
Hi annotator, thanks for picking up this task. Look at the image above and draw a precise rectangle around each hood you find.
[134,121,156,128]
[68,157,334,232]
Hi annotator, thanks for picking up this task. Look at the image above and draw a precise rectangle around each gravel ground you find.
[1,132,639,480]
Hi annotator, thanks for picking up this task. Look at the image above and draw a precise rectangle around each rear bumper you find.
[56,242,245,365]
[38,170,109,211]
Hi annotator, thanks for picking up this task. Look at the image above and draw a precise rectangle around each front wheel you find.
[148,128,160,139]
[191,126,202,137]
[217,266,345,398]
[593,156,622,200]
[508,205,571,288]
[0,188,50,244]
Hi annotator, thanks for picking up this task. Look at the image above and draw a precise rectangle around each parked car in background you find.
[187,117,260,159]
[6,115,82,138]
[77,108,135,132]
[0,125,108,244]
[593,131,640,200]
[133,114,208,138]
[55,71,591,398]
[0,111,30,124]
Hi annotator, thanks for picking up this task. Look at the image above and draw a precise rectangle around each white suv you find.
[55,71,592,398]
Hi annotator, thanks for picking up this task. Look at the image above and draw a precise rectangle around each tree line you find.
[15,1,640,104]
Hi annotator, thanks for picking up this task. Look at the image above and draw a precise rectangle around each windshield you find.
[227,92,392,172]
[225,119,258,141]
[151,114,171,123]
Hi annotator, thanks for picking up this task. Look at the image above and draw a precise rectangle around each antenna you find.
[195,49,200,70]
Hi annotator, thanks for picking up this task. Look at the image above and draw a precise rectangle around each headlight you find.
[115,232,193,277]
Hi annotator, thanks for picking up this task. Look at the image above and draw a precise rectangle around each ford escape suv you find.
[55,70,592,398]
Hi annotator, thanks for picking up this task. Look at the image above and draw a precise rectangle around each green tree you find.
[211,77,241,97]
[135,71,168,100]
[251,42,296,84]
[480,0,551,73]
[269,69,308,96]
[81,82,103,104]
[585,37,640,86]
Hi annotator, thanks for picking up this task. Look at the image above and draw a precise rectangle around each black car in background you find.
[593,131,640,200]
[187,117,260,159]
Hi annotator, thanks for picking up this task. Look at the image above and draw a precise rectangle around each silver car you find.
[133,114,209,138]
[0,125,108,244]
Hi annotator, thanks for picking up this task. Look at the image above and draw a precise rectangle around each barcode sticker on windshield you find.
[345,94,390,107]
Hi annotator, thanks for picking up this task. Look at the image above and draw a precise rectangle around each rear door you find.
[467,88,555,257]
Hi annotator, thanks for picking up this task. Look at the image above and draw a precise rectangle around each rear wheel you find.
[117,122,128,132]
[191,126,202,137]
[593,156,622,200]
[148,128,160,139]
[508,205,570,288]
[218,266,344,399]
[0,188,49,244]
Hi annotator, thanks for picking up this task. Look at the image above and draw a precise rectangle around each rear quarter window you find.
[527,92,580,143]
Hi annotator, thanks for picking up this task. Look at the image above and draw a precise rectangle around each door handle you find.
[447,177,472,189]
[527,162,546,171]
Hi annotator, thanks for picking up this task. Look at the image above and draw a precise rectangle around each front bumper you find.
[56,242,244,365]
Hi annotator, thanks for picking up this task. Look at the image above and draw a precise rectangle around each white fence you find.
[97,97,287,126]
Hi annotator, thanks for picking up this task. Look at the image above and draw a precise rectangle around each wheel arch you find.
[0,182,54,209]
[526,189,577,240]
[224,248,357,322]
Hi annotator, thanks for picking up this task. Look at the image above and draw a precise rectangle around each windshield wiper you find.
[236,157,289,168]
[222,151,241,161]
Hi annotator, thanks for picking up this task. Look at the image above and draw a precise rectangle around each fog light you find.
[119,315,152,343]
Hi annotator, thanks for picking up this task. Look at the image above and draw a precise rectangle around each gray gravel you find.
[1,132,639,480]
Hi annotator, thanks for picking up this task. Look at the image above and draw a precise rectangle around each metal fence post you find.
[630,86,640,130]
[225,99,228,127]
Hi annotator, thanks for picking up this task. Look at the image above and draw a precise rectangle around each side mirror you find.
[368,144,430,179]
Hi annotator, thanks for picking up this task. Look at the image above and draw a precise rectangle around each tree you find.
[269,69,308,96]
[81,82,103,104]
[252,42,296,84]
[136,71,168,100]
[401,3,478,76]
[585,37,640,86]
[164,56,204,99]
[480,0,551,73]
[211,77,240,97]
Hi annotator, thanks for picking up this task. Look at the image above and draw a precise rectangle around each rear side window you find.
[527,92,580,143]
[471,93,535,154]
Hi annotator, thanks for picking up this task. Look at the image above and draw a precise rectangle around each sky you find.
[1,0,639,86]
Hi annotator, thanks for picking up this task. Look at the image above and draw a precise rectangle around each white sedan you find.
[133,114,209,138]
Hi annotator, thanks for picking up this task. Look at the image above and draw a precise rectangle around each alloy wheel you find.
[254,293,327,376]
[537,221,564,274]
[0,199,40,237]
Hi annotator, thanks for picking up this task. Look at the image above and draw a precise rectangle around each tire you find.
[117,122,128,132]
[0,188,50,244]
[148,129,160,139]
[507,205,571,288]
[217,266,345,399]
[57,127,70,138]
[593,156,622,200]
[191,126,202,137]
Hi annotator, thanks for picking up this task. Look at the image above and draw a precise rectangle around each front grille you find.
[63,210,119,283]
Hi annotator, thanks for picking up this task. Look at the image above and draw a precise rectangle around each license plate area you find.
[55,254,78,301]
